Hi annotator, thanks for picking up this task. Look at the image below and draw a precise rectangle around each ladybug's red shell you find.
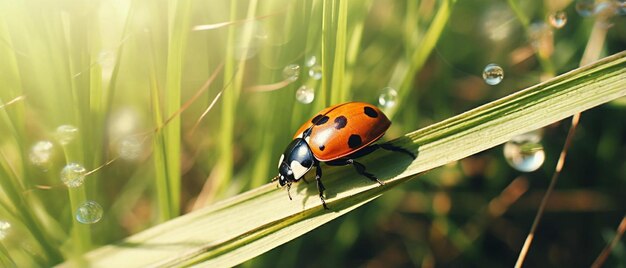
[293,102,391,162]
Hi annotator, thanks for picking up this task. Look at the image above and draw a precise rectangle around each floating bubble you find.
[305,56,317,67]
[282,64,300,82]
[55,125,78,145]
[61,163,86,188]
[308,65,322,80]
[0,220,10,240]
[29,141,54,167]
[482,64,504,85]
[503,132,546,172]
[108,107,141,138]
[295,86,315,104]
[576,0,596,17]
[378,87,398,108]
[75,201,103,224]
[117,136,143,161]
[548,11,568,29]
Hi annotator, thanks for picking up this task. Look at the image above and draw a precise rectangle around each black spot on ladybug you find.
[364,106,378,118]
[348,134,362,149]
[319,145,325,151]
[312,114,329,125]
[334,116,347,129]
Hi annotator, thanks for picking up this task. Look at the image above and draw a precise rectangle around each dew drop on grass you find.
[503,132,546,172]
[55,124,78,145]
[308,65,322,80]
[378,87,398,108]
[76,201,103,224]
[295,85,315,104]
[576,0,596,17]
[0,220,11,240]
[29,140,54,167]
[282,64,300,82]
[482,64,504,85]
[61,163,86,188]
[117,136,143,161]
[548,11,568,29]
[305,56,317,67]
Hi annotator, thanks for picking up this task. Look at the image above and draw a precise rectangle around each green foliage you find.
[0,0,624,267]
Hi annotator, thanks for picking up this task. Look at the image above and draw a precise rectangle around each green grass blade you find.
[506,0,555,76]
[148,41,170,222]
[329,0,348,104]
[388,0,455,118]
[63,51,626,267]
[212,0,241,205]
[162,0,193,218]
[319,0,337,108]
[0,242,17,267]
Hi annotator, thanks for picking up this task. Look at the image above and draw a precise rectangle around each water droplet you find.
[0,220,11,240]
[378,87,398,108]
[482,64,504,85]
[295,86,315,104]
[108,107,141,137]
[576,0,596,17]
[61,163,86,188]
[308,65,322,80]
[282,64,300,82]
[305,56,317,67]
[55,125,78,145]
[75,201,103,224]
[503,132,546,172]
[548,11,568,29]
[29,141,54,167]
[117,136,143,161]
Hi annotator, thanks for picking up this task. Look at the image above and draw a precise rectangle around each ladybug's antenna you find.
[271,175,278,182]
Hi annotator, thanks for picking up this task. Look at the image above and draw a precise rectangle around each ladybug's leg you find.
[327,159,384,185]
[314,163,329,209]
[348,159,384,185]
[286,183,293,200]
[339,144,415,160]
[378,143,416,159]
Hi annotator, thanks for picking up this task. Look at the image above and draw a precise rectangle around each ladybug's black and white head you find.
[276,138,315,190]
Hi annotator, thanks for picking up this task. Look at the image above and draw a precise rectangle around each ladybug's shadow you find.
[297,137,419,209]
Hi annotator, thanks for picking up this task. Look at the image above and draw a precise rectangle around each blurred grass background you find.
[0,0,624,267]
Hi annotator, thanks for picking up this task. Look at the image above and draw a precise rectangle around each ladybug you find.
[274,102,415,209]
